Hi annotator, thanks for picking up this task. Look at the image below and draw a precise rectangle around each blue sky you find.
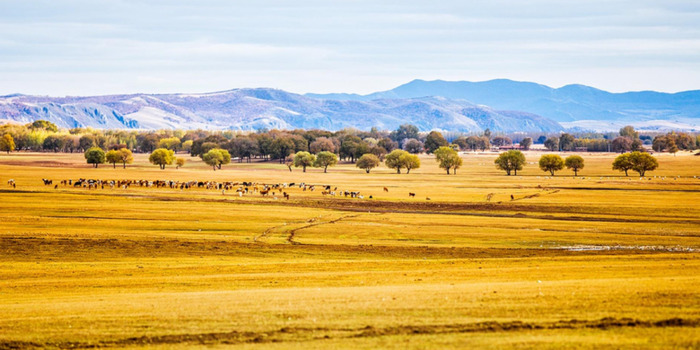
[1,0,699,96]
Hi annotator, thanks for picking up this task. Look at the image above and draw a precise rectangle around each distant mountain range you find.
[309,79,700,132]
[1,79,698,132]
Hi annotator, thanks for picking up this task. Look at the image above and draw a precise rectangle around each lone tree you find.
[494,150,526,176]
[149,148,175,169]
[385,149,408,173]
[356,154,380,173]
[400,152,421,174]
[105,149,120,168]
[313,151,338,173]
[564,155,585,176]
[202,148,231,170]
[118,148,134,169]
[612,153,633,176]
[434,146,463,174]
[539,154,564,176]
[0,134,16,154]
[293,151,315,172]
[629,151,658,176]
[176,157,186,169]
[84,147,106,168]
[424,131,448,154]
[385,149,420,174]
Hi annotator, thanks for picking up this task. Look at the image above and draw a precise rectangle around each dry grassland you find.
[0,150,699,349]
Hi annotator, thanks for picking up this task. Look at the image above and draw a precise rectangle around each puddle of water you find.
[556,245,696,252]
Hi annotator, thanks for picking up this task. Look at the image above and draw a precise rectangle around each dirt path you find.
[286,214,360,245]
[1,317,696,349]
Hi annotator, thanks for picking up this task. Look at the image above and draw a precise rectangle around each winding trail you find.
[286,214,361,245]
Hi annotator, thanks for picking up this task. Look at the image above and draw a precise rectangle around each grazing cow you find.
[409,192,415,198]
[510,194,514,201]
[260,189,270,196]
[383,187,389,192]
[426,197,431,201]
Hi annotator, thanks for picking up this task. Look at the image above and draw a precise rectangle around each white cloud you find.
[0,0,699,95]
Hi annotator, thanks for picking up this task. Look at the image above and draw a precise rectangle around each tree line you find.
[1,121,697,161]
[494,150,658,177]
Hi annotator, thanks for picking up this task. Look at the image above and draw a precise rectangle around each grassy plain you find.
[0,150,699,349]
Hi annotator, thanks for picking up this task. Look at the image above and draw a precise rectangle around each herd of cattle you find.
[11,177,401,200]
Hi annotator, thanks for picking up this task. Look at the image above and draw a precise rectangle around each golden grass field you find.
[1,150,699,349]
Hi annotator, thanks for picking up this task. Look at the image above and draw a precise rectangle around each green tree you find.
[158,137,181,151]
[539,154,564,176]
[313,151,338,173]
[84,147,106,168]
[385,149,408,174]
[667,139,679,156]
[564,155,585,176]
[105,149,120,168]
[356,154,380,173]
[450,137,465,151]
[293,151,316,172]
[79,135,96,151]
[400,153,420,174]
[544,137,559,151]
[434,146,463,174]
[629,151,658,176]
[271,137,296,162]
[149,148,175,169]
[42,134,64,152]
[612,153,633,176]
[181,140,194,153]
[494,150,526,176]
[424,131,448,154]
[491,136,512,147]
[27,120,58,132]
[619,125,639,139]
[559,133,575,151]
[202,148,231,170]
[118,148,134,169]
[0,134,15,154]
[390,124,419,143]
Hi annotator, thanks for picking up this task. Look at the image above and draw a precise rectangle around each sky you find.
[1,0,699,96]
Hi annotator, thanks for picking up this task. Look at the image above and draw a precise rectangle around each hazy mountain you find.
[308,79,700,131]
[0,89,563,132]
